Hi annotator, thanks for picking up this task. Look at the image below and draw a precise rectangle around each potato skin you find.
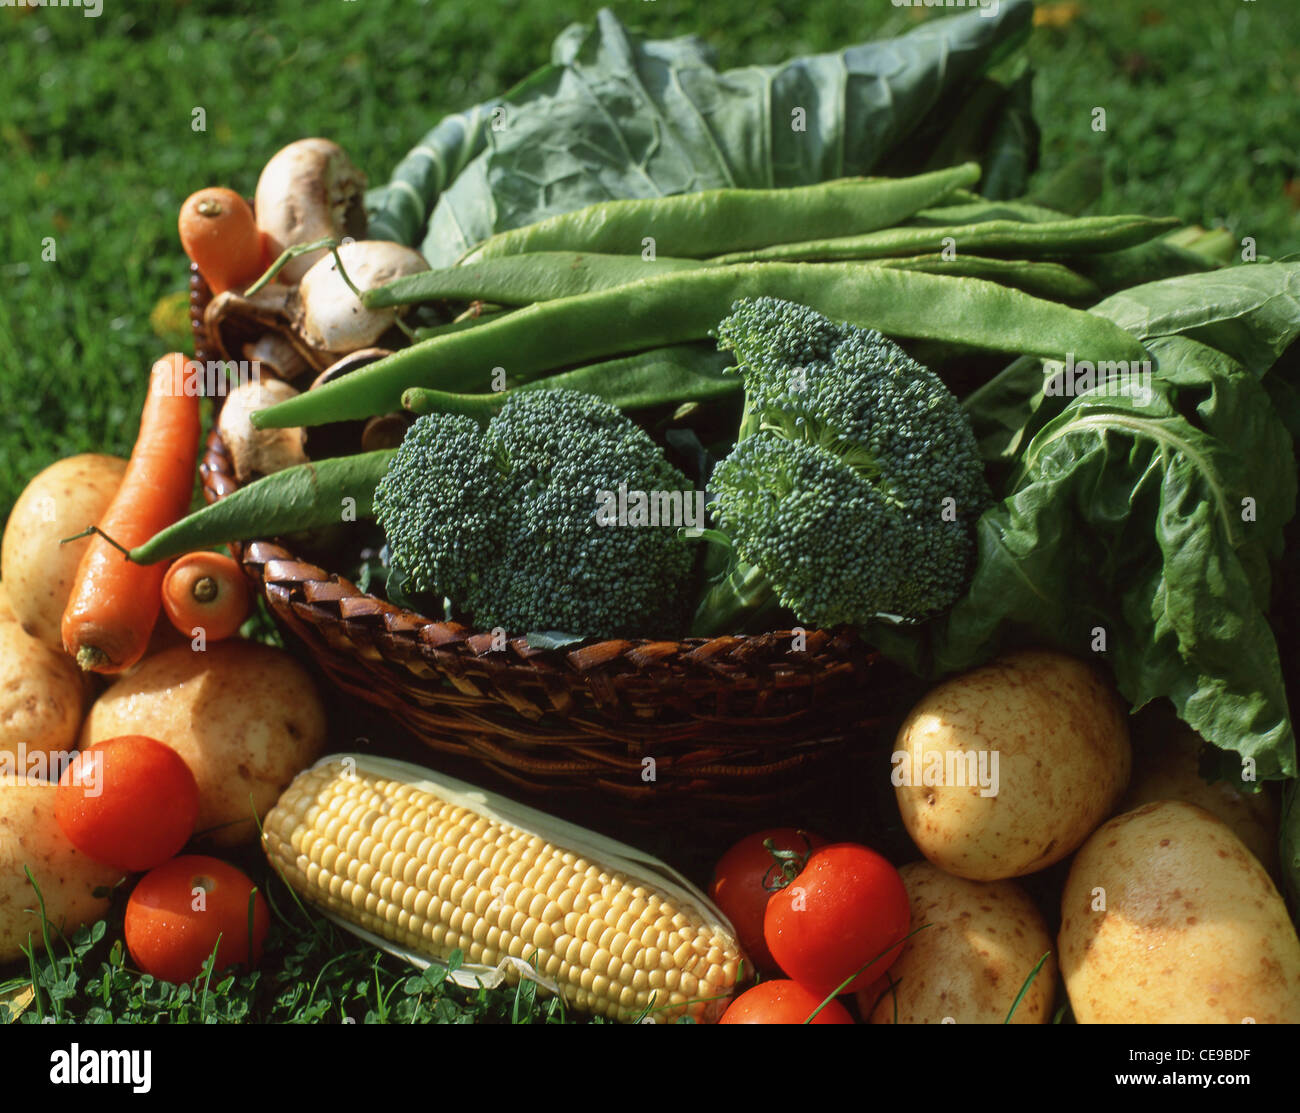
[1,454,127,649]
[0,617,86,764]
[867,862,1056,1024]
[1119,724,1278,877]
[80,641,327,846]
[0,776,121,963]
[894,649,1131,880]
[1060,800,1300,1024]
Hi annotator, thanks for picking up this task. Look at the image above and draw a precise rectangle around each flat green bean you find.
[458,163,980,262]
[904,199,1069,226]
[253,263,1150,430]
[369,253,705,308]
[130,450,395,566]
[402,344,737,418]
[874,254,1099,303]
[1056,238,1213,295]
[710,215,1181,264]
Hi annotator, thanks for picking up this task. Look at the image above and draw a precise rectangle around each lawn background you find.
[2,0,1299,522]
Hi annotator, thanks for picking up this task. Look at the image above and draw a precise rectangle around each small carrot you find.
[161,551,251,642]
[62,353,202,673]
[178,187,264,295]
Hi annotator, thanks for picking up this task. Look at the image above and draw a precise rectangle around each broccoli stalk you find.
[689,297,990,637]
[690,548,783,636]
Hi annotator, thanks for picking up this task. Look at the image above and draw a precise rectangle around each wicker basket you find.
[190,265,912,831]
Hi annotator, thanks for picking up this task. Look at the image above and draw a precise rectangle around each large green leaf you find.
[366,102,496,247]
[1092,262,1300,377]
[971,68,1038,201]
[875,334,1300,899]
[963,262,1300,469]
[367,3,1035,265]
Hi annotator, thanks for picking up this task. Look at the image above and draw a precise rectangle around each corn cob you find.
[262,755,745,1023]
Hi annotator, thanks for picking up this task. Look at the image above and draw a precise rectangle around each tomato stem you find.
[759,830,817,892]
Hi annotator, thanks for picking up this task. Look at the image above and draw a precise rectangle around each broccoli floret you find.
[374,389,697,639]
[690,297,990,635]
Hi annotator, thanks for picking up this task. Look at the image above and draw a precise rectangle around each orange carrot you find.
[178,187,264,295]
[62,354,203,673]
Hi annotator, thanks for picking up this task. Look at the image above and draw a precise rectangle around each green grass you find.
[1028,2,1300,246]
[2,0,1298,1023]
[0,844,600,1025]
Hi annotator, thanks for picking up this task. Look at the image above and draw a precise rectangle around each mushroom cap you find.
[217,377,309,483]
[255,138,368,285]
[296,240,429,354]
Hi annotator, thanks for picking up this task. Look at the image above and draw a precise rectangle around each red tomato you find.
[719,980,853,1024]
[55,735,200,872]
[709,827,826,973]
[763,843,910,998]
[125,855,269,984]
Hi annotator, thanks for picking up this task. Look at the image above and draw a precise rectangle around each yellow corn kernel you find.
[262,757,743,1023]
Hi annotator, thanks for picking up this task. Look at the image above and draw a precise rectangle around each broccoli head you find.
[374,389,697,639]
[691,297,990,635]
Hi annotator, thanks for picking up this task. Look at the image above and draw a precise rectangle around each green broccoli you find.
[374,389,697,639]
[690,297,990,636]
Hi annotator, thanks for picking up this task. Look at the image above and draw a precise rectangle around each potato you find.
[894,649,1131,880]
[865,862,1056,1024]
[1060,800,1300,1023]
[0,617,87,766]
[0,776,121,963]
[1120,722,1279,877]
[80,641,327,846]
[1,454,127,649]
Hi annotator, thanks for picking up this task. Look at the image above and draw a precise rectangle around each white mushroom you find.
[296,240,429,354]
[203,284,333,375]
[218,378,309,482]
[242,334,310,383]
[255,138,368,285]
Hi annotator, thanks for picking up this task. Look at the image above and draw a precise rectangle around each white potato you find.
[1,454,127,649]
[865,861,1056,1024]
[1120,722,1279,877]
[1060,800,1300,1023]
[0,776,121,963]
[80,641,327,846]
[894,649,1131,880]
[0,616,86,766]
